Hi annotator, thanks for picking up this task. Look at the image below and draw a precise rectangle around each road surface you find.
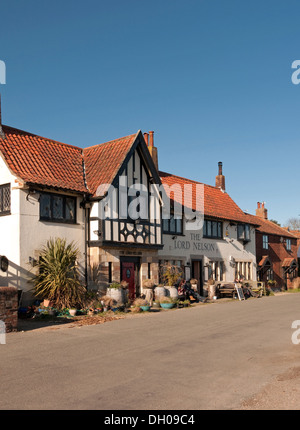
[1,293,300,410]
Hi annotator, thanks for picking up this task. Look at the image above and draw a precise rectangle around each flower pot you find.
[140,305,150,312]
[165,286,178,299]
[160,303,174,309]
[154,286,166,300]
[69,309,76,316]
[106,287,125,305]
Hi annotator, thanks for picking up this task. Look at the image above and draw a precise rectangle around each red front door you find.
[122,262,135,301]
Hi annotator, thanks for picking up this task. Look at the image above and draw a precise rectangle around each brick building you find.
[247,203,298,290]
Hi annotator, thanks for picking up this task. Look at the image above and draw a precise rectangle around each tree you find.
[270,219,281,226]
[285,217,300,231]
[31,237,86,309]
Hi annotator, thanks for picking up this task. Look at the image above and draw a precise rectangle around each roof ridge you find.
[159,170,226,191]
[83,131,138,151]
[159,170,205,185]
[2,124,83,152]
[247,213,297,237]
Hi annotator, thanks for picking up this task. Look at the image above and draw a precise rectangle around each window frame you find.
[262,234,269,250]
[0,183,11,216]
[237,223,251,242]
[162,213,183,235]
[203,219,223,239]
[286,238,292,251]
[39,192,77,224]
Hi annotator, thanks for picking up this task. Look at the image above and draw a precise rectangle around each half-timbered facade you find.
[84,131,163,299]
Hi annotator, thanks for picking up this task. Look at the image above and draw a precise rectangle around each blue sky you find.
[1,0,299,225]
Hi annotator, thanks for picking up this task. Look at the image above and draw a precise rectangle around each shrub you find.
[31,238,86,309]
[142,279,155,289]
[160,263,183,287]
[133,298,149,307]
[159,296,173,304]
[109,282,122,289]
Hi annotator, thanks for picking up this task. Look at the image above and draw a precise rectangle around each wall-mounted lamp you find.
[0,255,9,272]
[93,230,101,237]
[29,256,37,267]
[172,235,177,240]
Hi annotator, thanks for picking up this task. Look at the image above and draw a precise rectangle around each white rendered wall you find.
[0,156,21,290]
[159,222,257,282]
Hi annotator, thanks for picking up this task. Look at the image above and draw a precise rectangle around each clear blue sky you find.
[1,0,299,225]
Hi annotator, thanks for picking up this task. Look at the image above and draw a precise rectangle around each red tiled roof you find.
[0,125,87,193]
[83,133,138,196]
[290,230,300,238]
[159,171,254,224]
[246,214,297,238]
[258,255,271,267]
[0,125,138,196]
[282,258,297,267]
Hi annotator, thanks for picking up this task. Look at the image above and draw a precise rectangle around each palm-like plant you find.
[32,238,86,309]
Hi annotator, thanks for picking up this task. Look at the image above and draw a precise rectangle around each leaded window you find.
[0,184,10,215]
[40,192,76,223]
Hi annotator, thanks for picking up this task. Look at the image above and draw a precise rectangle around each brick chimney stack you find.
[256,202,268,219]
[144,130,158,171]
[215,161,225,191]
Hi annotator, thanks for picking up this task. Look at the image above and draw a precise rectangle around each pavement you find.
[1,293,300,410]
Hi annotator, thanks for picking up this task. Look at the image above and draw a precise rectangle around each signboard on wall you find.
[184,265,191,281]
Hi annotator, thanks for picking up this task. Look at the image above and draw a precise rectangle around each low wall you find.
[0,286,18,332]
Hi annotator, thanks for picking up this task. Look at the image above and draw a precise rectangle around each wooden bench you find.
[218,288,236,298]
[216,283,237,298]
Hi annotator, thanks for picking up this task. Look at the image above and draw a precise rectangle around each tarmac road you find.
[1,294,300,410]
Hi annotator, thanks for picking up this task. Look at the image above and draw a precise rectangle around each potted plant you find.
[133,298,150,312]
[100,295,117,311]
[142,279,155,306]
[160,263,183,299]
[106,282,126,305]
[159,296,176,309]
[142,279,155,289]
[154,283,167,301]
[182,299,190,307]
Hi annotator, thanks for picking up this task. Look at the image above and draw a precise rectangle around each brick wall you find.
[0,286,18,332]
[256,233,298,289]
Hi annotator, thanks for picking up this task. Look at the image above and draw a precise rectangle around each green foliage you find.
[160,263,183,286]
[109,282,122,289]
[31,238,86,309]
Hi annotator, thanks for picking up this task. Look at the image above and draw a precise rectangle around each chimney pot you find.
[256,201,268,219]
[218,161,223,176]
[144,132,149,146]
[149,131,154,147]
[215,161,225,191]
